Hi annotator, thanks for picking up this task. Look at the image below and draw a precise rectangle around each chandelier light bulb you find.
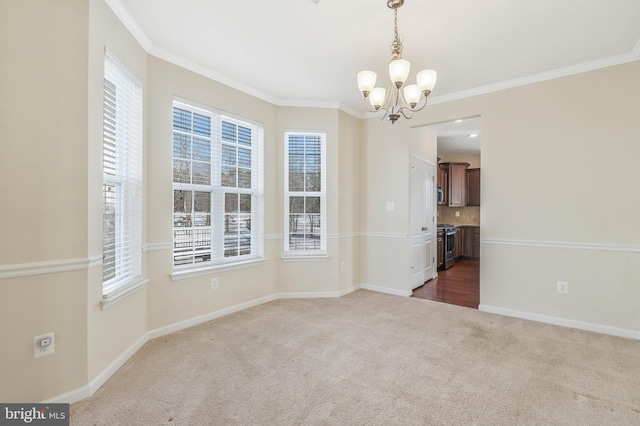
[389,59,410,88]
[417,69,437,92]
[369,87,387,109]
[357,70,377,95]
[403,84,421,107]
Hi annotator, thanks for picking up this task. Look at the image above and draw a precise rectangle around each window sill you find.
[281,254,329,262]
[171,257,267,281]
[101,278,149,310]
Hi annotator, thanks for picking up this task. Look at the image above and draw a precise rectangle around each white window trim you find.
[172,99,265,271]
[283,130,327,257]
[102,49,144,298]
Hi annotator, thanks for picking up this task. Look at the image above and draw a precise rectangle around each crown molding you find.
[104,0,152,51]
[106,0,640,120]
[427,50,640,107]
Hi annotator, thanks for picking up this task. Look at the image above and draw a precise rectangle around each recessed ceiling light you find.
[468,134,479,138]
[454,119,463,123]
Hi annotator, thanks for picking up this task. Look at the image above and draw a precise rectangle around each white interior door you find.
[410,157,435,289]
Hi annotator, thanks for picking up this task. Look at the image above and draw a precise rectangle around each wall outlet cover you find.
[34,332,55,359]
[557,281,569,294]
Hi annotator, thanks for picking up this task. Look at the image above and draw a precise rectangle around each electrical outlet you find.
[341,262,345,272]
[34,332,55,359]
[386,202,395,211]
[455,211,460,217]
[557,281,568,294]
[211,277,219,290]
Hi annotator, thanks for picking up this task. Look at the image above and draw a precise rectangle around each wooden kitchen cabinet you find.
[437,230,444,269]
[439,162,470,207]
[473,227,481,259]
[454,227,461,258]
[466,168,480,206]
[437,163,448,205]
[460,226,480,260]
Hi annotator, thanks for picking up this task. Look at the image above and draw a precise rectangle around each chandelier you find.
[357,0,437,124]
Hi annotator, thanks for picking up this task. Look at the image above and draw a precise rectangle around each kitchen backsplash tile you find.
[438,206,480,225]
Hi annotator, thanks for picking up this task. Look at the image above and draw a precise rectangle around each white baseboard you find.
[88,334,149,396]
[147,294,278,340]
[360,283,412,298]
[43,334,150,404]
[277,284,360,299]
[49,289,640,405]
[42,384,91,405]
[51,287,370,404]
[479,304,640,340]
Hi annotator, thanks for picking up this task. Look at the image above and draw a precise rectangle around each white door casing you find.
[410,157,436,289]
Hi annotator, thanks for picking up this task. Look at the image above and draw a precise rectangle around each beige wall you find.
[439,154,481,169]
[2,0,639,404]
[145,55,280,330]
[360,60,640,334]
[359,119,412,294]
[337,111,362,292]
[0,0,91,402]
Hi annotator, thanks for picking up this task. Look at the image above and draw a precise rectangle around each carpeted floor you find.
[71,290,640,425]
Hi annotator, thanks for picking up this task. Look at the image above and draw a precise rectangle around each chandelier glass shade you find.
[357,0,437,124]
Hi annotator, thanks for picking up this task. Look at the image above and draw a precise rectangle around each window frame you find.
[102,50,144,298]
[171,99,264,274]
[283,130,327,257]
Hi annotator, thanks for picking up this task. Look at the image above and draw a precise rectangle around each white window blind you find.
[102,52,143,295]
[284,131,327,255]
[172,100,264,269]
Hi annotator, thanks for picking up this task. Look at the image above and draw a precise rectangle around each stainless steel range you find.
[438,224,457,270]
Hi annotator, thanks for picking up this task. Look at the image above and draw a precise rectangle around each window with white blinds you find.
[284,131,326,255]
[172,100,264,269]
[102,52,143,295]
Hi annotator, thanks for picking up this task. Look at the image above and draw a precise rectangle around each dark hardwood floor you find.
[412,260,480,309]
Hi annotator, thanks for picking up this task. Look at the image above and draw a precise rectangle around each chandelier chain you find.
[390,8,403,59]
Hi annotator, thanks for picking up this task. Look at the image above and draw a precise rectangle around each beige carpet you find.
[71,290,640,425]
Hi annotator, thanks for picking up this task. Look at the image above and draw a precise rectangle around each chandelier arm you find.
[398,107,413,120]
[408,94,429,113]
[389,85,401,113]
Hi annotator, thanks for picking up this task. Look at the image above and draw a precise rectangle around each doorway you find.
[412,116,481,309]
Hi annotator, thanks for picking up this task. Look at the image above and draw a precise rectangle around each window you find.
[172,100,264,270]
[102,52,143,295]
[284,131,326,255]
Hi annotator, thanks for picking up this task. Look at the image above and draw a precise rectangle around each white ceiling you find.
[428,117,483,158]
[109,0,640,154]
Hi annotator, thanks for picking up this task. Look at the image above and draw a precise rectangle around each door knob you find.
[422,226,429,231]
